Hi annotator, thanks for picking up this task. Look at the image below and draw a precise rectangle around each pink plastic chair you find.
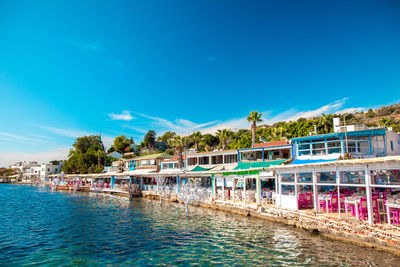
[358,197,380,222]
[298,193,306,209]
[328,195,338,212]
[347,203,356,217]
[339,195,345,212]
[359,198,368,221]
[319,196,327,212]
[306,193,313,208]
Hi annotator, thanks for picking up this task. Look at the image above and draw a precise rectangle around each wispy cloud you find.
[336,107,366,114]
[68,40,102,51]
[108,111,135,121]
[122,125,148,134]
[0,132,48,143]
[34,125,89,138]
[0,147,69,167]
[201,98,363,134]
[136,113,218,135]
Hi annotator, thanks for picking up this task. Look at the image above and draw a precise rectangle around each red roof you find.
[163,155,186,162]
[254,141,290,148]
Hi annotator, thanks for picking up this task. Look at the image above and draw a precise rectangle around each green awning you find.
[190,165,213,172]
[233,159,287,170]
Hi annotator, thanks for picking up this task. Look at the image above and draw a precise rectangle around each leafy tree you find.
[246,111,263,147]
[367,109,375,118]
[110,135,134,153]
[157,131,176,144]
[379,117,397,127]
[143,130,156,149]
[62,135,106,174]
[73,135,103,154]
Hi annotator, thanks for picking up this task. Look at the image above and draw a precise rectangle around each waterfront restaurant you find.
[272,156,400,225]
[291,124,400,162]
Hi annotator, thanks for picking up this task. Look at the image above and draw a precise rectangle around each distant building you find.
[107,151,123,159]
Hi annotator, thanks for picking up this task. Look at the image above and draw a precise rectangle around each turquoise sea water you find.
[0,184,399,266]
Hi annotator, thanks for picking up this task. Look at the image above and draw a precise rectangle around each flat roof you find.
[291,128,387,142]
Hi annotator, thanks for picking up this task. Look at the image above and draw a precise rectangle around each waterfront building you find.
[39,162,64,181]
[291,117,400,163]
[238,141,292,162]
[107,151,123,159]
[271,156,400,223]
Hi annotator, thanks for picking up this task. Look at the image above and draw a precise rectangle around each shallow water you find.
[0,184,399,266]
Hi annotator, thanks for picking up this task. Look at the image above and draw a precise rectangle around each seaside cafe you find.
[272,156,400,225]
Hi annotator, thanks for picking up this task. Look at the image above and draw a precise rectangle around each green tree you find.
[318,113,332,134]
[216,129,233,150]
[246,111,263,147]
[157,131,176,144]
[144,130,156,149]
[62,135,106,174]
[169,135,188,168]
[111,135,134,153]
[189,131,202,151]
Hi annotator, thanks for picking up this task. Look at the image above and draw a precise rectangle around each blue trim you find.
[384,135,387,155]
[368,136,372,155]
[237,150,240,162]
[237,145,292,152]
[262,148,265,161]
[291,158,338,165]
[111,176,115,189]
[177,175,180,193]
[292,129,386,142]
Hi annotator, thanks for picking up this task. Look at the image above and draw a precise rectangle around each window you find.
[297,143,311,156]
[371,169,400,185]
[391,141,394,151]
[312,142,326,155]
[339,171,365,184]
[316,172,336,184]
[327,141,341,154]
[281,173,295,182]
[281,185,295,195]
[297,172,312,183]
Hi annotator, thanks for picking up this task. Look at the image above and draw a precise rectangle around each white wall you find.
[386,131,400,156]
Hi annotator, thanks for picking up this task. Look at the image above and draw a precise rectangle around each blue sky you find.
[0,0,399,166]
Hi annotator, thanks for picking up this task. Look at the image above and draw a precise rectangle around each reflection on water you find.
[0,184,399,266]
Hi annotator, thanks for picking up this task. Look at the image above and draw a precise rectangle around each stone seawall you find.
[140,191,400,255]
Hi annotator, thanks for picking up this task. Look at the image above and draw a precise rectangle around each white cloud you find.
[336,107,366,114]
[0,147,69,167]
[201,98,363,134]
[108,111,135,121]
[0,132,48,143]
[136,113,218,135]
[34,125,89,138]
[122,125,148,134]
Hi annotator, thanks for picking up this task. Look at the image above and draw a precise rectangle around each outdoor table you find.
[318,194,330,213]
[385,202,400,225]
[344,199,360,220]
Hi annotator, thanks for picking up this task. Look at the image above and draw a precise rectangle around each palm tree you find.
[270,127,288,141]
[216,129,233,150]
[169,135,188,169]
[246,111,263,148]
[379,117,397,127]
[318,113,330,133]
[189,131,202,151]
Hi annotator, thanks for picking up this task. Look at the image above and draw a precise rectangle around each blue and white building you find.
[291,117,400,163]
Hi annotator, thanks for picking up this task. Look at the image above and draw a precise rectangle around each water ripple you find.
[0,184,400,266]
